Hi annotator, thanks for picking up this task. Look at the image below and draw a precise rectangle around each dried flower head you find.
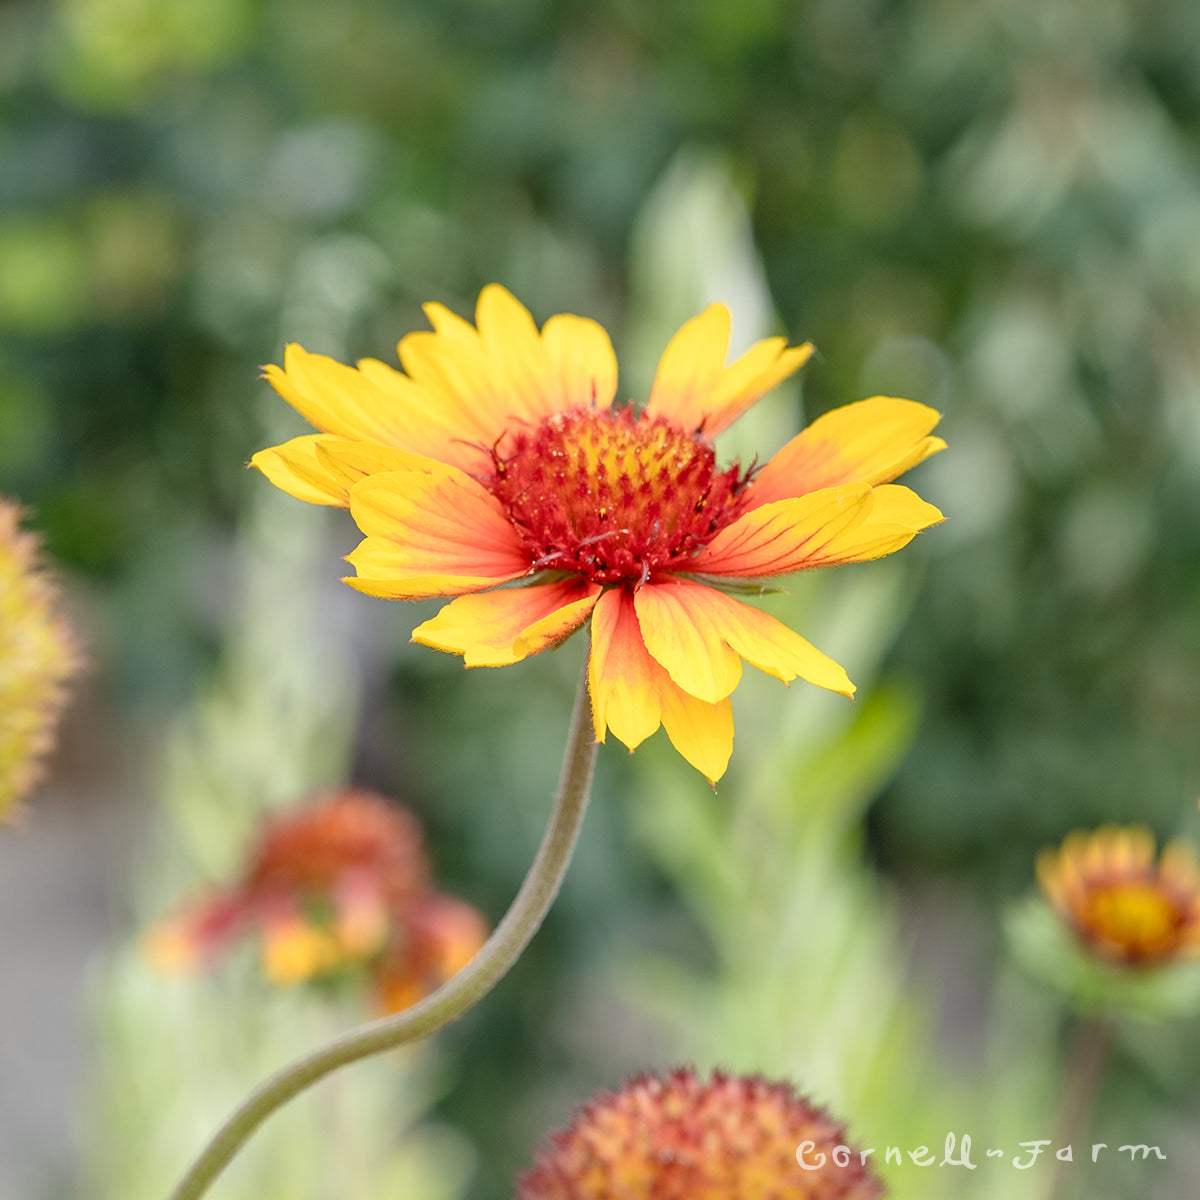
[252,286,944,783]
[0,498,81,822]
[516,1067,882,1200]
[1037,825,1200,966]
[146,788,487,1010]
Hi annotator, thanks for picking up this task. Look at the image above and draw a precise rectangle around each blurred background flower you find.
[1009,822,1200,1023]
[0,496,81,821]
[1038,826,1200,968]
[5,0,1200,1197]
[146,788,488,1011]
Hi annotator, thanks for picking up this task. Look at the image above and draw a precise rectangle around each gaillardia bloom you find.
[0,498,81,822]
[1037,826,1200,966]
[252,287,944,782]
[146,789,488,1012]
[515,1067,882,1199]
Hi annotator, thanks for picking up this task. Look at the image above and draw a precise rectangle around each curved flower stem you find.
[169,658,599,1200]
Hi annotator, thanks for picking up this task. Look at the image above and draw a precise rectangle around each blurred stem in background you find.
[1050,1018,1112,1200]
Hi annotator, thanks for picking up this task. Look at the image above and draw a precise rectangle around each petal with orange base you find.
[413,579,602,667]
[588,587,663,752]
[644,304,813,437]
[589,587,735,784]
[637,576,854,699]
[633,580,743,704]
[687,483,873,577]
[751,396,945,505]
[344,468,530,599]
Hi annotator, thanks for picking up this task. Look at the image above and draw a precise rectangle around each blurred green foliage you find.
[6,0,1200,1197]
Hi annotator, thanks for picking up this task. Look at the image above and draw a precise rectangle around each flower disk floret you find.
[488,405,753,584]
[252,286,945,783]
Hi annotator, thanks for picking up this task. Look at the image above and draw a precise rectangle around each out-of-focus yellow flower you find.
[252,286,944,783]
[0,498,81,822]
[1037,826,1200,966]
[514,1067,882,1199]
[145,788,488,1012]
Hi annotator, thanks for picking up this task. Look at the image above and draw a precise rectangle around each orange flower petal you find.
[589,587,735,783]
[412,579,602,667]
[751,396,945,505]
[588,587,663,751]
[633,580,743,703]
[638,576,854,699]
[645,303,813,437]
[687,483,873,577]
[344,467,530,599]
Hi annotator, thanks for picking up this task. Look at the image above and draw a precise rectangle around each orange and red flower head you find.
[146,788,487,1011]
[515,1067,882,1200]
[1037,825,1200,966]
[252,287,945,782]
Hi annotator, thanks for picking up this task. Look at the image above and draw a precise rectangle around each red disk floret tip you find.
[487,405,753,585]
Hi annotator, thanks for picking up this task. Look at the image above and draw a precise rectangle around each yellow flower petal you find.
[639,576,854,698]
[413,579,601,667]
[250,435,348,506]
[250,436,441,507]
[315,439,445,490]
[751,396,945,504]
[354,355,487,473]
[264,344,420,444]
[263,293,617,482]
[399,285,617,458]
[588,586,736,783]
[659,683,734,787]
[588,587,663,751]
[633,580,743,703]
[344,468,530,598]
[645,303,813,436]
[799,484,944,567]
[687,483,872,577]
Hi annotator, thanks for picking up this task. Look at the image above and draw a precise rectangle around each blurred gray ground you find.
[0,686,144,1200]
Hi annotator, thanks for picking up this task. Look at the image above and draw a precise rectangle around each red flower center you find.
[486,405,752,585]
